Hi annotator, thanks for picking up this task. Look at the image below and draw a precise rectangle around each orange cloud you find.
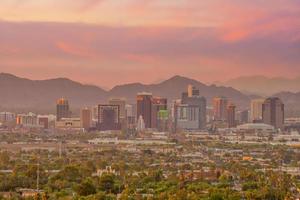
[77,0,105,12]
[55,41,96,58]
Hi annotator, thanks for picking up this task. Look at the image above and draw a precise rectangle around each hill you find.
[0,73,108,112]
[110,75,250,108]
[0,73,252,112]
[219,76,300,96]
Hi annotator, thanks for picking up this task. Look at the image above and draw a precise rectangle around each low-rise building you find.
[55,118,81,130]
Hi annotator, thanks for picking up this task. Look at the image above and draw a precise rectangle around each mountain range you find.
[0,73,250,113]
[0,73,299,116]
[218,76,300,96]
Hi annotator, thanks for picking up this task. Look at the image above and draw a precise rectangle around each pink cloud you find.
[122,53,158,64]
[0,16,299,87]
[55,41,96,58]
[77,0,105,12]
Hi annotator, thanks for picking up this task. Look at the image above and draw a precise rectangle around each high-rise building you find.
[250,99,265,122]
[38,117,49,129]
[92,105,98,121]
[239,110,249,124]
[125,104,136,130]
[157,110,169,132]
[81,107,92,131]
[213,96,228,121]
[227,103,236,128]
[174,85,207,131]
[56,98,71,121]
[262,97,284,130]
[151,97,167,128]
[109,98,126,120]
[187,84,200,97]
[98,105,121,131]
[175,104,202,130]
[125,104,134,118]
[137,93,152,128]
[182,95,206,129]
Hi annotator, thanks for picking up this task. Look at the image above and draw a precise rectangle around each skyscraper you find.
[109,98,126,120]
[92,105,98,121]
[157,110,169,132]
[213,96,228,121]
[174,85,207,130]
[250,99,265,122]
[81,107,92,131]
[151,97,167,128]
[98,105,121,131]
[125,104,136,131]
[187,84,200,97]
[136,92,152,128]
[227,103,236,128]
[262,97,284,130]
[56,98,70,121]
[239,110,249,124]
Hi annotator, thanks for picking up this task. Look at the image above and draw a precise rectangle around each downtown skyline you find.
[0,0,299,88]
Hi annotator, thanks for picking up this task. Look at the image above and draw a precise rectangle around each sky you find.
[0,0,299,88]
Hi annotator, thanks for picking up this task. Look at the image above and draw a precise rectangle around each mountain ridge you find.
[219,75,300,96]
[0,73,283,113]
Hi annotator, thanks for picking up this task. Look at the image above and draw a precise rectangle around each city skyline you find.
[0,0,299,88]
[1,2,300,199]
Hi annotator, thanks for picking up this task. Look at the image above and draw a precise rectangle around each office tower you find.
[125,104,134,118]
[137,92,152,128]
[213,96,228,121]
[56,98,71,121]
[38,117,49,129]
[157,110,169,132]
[182,96,206,129]
[151,97,167,128]
[126,104,136,131]
[174,85,207,130]
[81,107,92,130]
[109,98,126,120]
[181,92,188,100]
[98,105,121,131]
[250,99,265,122]
[239,110,249,124]
[92,106,98,121]
[227,103,236,128]
[175,104,200,130]
[188,84,200,97]
[262,97,284,130]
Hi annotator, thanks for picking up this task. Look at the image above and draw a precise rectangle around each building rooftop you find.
[237,123,275,130]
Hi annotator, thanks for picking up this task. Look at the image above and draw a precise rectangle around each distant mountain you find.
[0,73,252,112]
[272,91,300,117]
[0,73,108,112]
[110,75,251,108]
[219,76,300,96]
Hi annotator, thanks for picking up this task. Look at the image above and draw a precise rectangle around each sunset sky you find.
[0,0,299,88]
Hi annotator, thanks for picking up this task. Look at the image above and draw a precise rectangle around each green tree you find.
[75,178,97,196]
